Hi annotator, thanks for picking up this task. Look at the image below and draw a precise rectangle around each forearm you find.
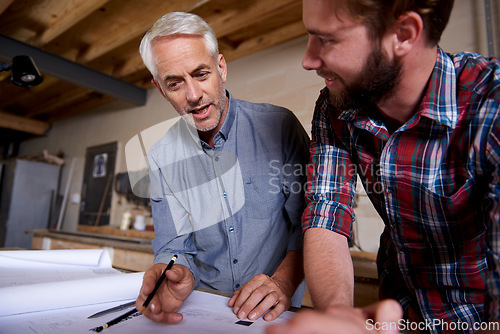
[304,228,354,310]
[271,250,304,298]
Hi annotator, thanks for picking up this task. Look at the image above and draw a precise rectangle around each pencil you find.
[139,254,178,313]
[89,254,178,332]
[87,300,136,319]
[90,308,138,332]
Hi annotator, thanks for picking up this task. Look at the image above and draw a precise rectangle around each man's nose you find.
[302,36,323,71]
[185,78,202,104]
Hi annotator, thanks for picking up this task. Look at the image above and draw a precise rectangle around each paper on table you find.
[0,249,117,288]
[0,249,296,333]
[0,249,111,268]
[0,290,295,334]
[0,271,144,317]
[0,249,144,317]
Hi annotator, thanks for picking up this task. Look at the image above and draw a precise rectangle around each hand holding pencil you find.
[136,255,196,324]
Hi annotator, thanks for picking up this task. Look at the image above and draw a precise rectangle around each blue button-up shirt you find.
[148,91,309,300]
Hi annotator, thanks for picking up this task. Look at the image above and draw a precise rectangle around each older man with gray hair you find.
[135,11,310,324]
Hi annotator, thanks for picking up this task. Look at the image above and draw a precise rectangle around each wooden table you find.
[31,228,155,272]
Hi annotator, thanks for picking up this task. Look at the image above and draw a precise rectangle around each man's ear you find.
[392,11,424,57]
[218,54,228,83]
[152,79,168,100]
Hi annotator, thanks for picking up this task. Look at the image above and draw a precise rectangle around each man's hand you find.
[265,299,403,334]
[228,273,292,322]
[136,263,195,323]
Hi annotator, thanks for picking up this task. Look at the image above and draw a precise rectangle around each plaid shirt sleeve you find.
[302,89,357,239]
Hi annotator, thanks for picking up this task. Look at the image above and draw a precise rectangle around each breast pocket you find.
[243,174,285,219]
[399,177,487,252]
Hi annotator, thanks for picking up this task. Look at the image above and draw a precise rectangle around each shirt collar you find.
[199,90,233,149]
[417,46,458,129]
[218,90,235,141]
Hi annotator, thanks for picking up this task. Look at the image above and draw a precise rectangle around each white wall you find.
[18,0,497,252]
[225,36,322,135]
[440,0,499,57]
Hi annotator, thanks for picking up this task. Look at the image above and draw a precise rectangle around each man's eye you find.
[317,34,338,46]
[167,81,180,90]
[196,72,209,79]
[319,37,333,45]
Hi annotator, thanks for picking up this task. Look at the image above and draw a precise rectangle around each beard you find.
[323,43,401,111]
[181,82,227,132]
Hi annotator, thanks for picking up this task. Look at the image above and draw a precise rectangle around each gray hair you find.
[139,12,219,79]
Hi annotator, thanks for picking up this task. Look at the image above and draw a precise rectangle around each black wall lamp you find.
[0,55,43,87]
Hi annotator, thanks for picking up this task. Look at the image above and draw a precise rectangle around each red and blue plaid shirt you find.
[303,47,500,333]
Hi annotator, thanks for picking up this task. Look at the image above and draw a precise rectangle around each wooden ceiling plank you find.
[0,0,38,42]
[0,110,50,135]
[115,55,147,78]
[1,76,62,112]
[48,94,116,122]
[77,0,208,63]
[32,0,111,46]
[0,0,101,43]
[185,0,211,12]
[0,0,14,16]
[217,38,238,51]
[121,68,155,89]
[222,20,306,62]
[205,0,300,38]
[109,0,299,80]
[25,87,91,118]
[226,3,302,42]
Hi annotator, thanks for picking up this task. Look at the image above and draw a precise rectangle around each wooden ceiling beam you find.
[0,110,50,135]
[222,20,306,62]
[25,87,92,118]
[0,1,39,42]
[0,0,106,44]
[217,37,238,51]
[1,76,61,113]
[205,0,300,38]
[76,0,208,63]
[114,54,148,79]
[104,0,301,80]
[48,93,116,122]
[0,0,14,16]
[31,0,111,46]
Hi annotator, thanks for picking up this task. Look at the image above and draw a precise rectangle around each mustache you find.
[316,70,346,86]
[183,100,212,114]
[316,70,340,80]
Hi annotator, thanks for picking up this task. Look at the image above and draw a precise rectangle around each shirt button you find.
[233,259,238,264]
[214,156,219,161]
[386,187,392,194]
[223,192,227,198]
[235,284,240,289]
[229,227,234,232]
